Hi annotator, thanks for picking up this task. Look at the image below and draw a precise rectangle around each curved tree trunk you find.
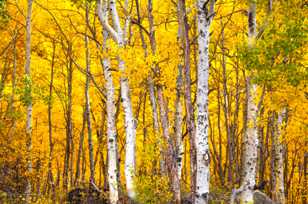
[97,0,136,199]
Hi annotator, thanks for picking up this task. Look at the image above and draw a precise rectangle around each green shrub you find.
[135,175,172,204]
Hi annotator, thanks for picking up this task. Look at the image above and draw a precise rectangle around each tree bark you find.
[274,108,287,204]
[177,0,197,199]
[195,0,215,203]
[75,107,86,186]
[99,20,120,201]
[173,64,183,204]
[220,21,233,184]
[7,30,18,138]
[240,0,258,202]
[97,0,137,199]
[135,0,162,174]
[85,1,95,185]
[63,43,73,192]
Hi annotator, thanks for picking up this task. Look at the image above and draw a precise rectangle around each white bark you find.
[103,54,119,204]
[97,0,136,200]
[174,65,183,203]
[240,0,258,203]
[196,0,215,203]
[240,82,258,203]
[274,108,286,204]
[97,2,119,202]
[175,86,183,179]
[120,59,137,200]
[24,0,33,202]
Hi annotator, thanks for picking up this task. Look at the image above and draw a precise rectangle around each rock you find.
[67,186,107,204]
[254,190,277,204]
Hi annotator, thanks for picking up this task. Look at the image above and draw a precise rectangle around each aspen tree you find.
[97,0,136,200]
[240,0,258,203]
[174,65,183,204]
[177,0,197,198]
[85,0,95,185]
[97,1,119,202]
[274,108,287,204]
[196,0,215,203]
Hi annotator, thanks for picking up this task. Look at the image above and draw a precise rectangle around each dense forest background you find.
[0,0,307,203]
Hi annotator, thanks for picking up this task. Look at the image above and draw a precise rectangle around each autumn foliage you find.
[0,0,306,203]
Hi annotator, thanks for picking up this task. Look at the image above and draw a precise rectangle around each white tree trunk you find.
[97,2,120,202]
[120,59,137,200]
[110,0,136,198]
[97,0,136,199]
[175,76,183,178]
[24,0,33,202]
[240,0,258,203]
[196,0,215,203]
[103,55,119,204]
[174,65,183,204]
[240,82,258,203]
[274,108,286,204]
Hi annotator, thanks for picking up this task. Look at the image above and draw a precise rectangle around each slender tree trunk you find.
[98,0,137,199]
[258,108,266,184]
[220,22,233,184]
[270,112,276,196]
[146,1,180,201]
[177,0,197,199]
[146,0,168,175]
[233,51,241,184]
[240,0,258,202]
[70,131,75,187]
[9,31,17,113]
[99,22,120,202]
[274,108,287,204]
[7,30,18,138]
[96,3,121,201]
[56,159,60,188]
[148,80,165,174]
[195,0,215,203]
[157,84,178,192]
[135,0,162,174]
[0,55,8,100]
[103,57,119,204]
[173,65,183,204]
[64,43,73,192]
[120,61,137,201]
[24,0,33,202]
[85,1,95,185]
[75,107,86,186]
[216,86,225,186]
[47,41,56,201]
[148,80,159,133]
[81,140,86,184]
